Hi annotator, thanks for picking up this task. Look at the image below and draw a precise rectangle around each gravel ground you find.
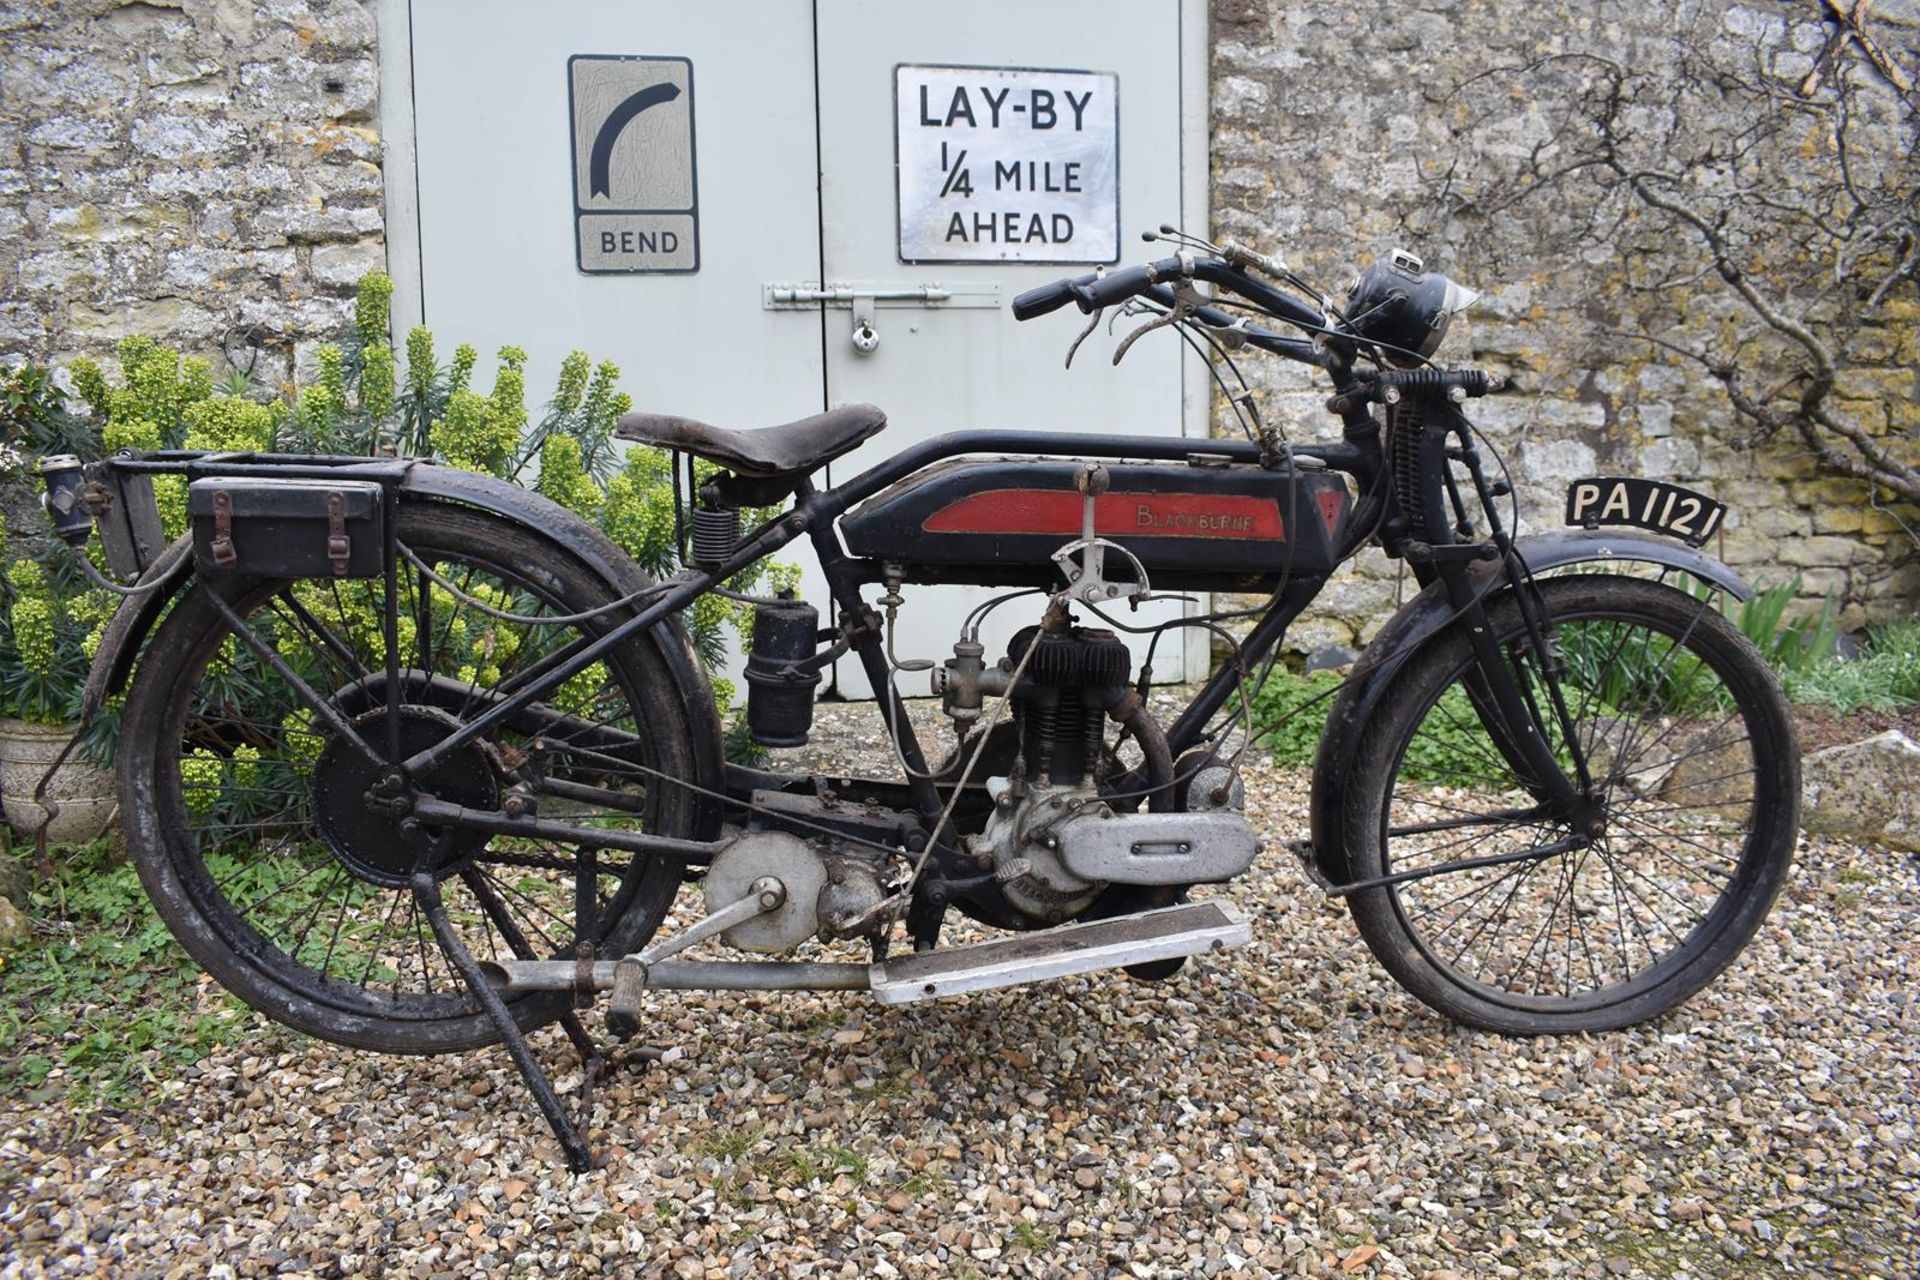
[4,695,1918,1279]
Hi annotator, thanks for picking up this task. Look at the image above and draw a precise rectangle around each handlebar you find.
[1015,255,1329,336]
[1010,259,1181,322]
[1072,262,1164,311]
[1009,277,1083,321]
[1014,253,1335,369]
[1010,247,1500,459]
[1009,260,1175,319]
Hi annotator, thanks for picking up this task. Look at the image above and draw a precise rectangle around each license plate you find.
[1564,477,1726,545]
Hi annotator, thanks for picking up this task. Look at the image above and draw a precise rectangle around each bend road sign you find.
[569,54,700,274]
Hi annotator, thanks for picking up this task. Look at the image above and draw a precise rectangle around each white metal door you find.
[385,0,1207,702]
[401,1,824,441]
[804,0,1202,696]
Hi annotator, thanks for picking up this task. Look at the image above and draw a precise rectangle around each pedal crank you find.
[606,877,786,1038]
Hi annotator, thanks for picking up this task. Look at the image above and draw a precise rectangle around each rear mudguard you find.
[1303,529,1753,887]
[84,464,726,836]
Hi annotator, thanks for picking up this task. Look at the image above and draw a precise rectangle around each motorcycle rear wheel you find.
[117,499,703,1053]
[1342,574,1797,1034]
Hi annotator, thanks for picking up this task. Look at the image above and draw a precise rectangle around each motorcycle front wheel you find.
[117,499,705,1053]
[1342,573,1798,1034]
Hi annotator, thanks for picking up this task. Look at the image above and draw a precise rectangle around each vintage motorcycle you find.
[38,233,1798,1168]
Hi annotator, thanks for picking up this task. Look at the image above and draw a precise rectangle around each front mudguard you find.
[1303,529,1753,888]
[83,464,727,837]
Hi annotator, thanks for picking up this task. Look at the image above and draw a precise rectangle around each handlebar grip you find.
[1072,264,1156,311]
[1010,279,1082,321]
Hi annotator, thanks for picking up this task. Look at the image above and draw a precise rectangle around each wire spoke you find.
[234,856,333,921]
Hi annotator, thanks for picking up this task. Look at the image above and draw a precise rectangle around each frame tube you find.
[479,958,873,994]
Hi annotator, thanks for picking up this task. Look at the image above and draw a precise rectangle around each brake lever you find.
[1064,305,1104,369]
[1112,278,1206,366]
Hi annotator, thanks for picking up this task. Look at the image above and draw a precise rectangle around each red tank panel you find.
[840,458,1348,589]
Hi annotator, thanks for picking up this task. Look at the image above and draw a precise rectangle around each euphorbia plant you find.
[2,272,785,754]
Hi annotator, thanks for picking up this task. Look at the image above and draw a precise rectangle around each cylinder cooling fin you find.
[1006,623,1133,790]
[1014,626,1131,687]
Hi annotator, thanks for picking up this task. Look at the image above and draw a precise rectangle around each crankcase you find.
[1055,808,1259,886]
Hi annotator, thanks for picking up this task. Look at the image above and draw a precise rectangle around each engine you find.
[938,604,1260,924]
[699,598,1261,955]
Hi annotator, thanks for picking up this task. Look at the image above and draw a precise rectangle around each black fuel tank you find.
[839,457,1350,590]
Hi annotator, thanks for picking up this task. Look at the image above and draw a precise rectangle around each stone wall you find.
[0,0,383,389]
[1211,0,1920,651]
[1,0,1913,645]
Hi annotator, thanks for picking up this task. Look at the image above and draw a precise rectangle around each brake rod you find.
[1323,834,1586,898]
[408,796,721,864]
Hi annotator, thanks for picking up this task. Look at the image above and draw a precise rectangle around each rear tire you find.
[118,499,705,1053]
[1342,574,1797,1034]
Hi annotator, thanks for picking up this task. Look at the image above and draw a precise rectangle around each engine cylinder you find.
[1010,625,1131,787]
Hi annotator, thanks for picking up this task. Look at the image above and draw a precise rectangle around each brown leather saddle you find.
[614,403,887,478]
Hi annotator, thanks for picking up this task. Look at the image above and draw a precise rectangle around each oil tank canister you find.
[744,591,821,747]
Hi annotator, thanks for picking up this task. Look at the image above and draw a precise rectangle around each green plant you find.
[1554,614,1723,719]
[0,364,113,726]
[1252,646,1614,784]
[1250,666,1482,781]
[0,839,253,1109]
[1010,1221,1055,1251]
[1398,683,1513,782]
[1669,574,1920,717]
[822,1145,870,1181]
[1724,577,1841,677]
[1249,667,1344,768]
[895,1168,952,1199]
[1781,619,1920,714]
[697,1124,767,1162]
[2,361,94,460]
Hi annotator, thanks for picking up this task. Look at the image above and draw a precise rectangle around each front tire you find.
[1342,574,1798,1034]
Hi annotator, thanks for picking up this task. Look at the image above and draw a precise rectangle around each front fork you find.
[1409,406,1593,810]
[1434,561,1589,807]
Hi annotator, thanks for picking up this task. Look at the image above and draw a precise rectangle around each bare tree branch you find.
[1441,2,1920,523]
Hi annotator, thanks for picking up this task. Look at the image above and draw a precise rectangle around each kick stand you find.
[416,873,791,1169]
[412,872,602,1171]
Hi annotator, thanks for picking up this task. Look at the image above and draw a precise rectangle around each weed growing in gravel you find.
[1010,1221,1056,1251]
[894,1168,953,1199]
[777,1141,870,1188]
[696,1123,767,1162]
[850,1069,912,1102]
[0,840,252,1111]
[821,1144,869,1181]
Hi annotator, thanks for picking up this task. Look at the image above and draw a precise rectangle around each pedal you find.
[869,901,1250,1005]
[606,960,646,1040]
